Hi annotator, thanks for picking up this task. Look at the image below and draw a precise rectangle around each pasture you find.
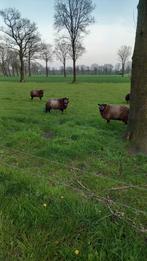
[0,76,146,261]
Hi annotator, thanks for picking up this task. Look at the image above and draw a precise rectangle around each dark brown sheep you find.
[45,97,69,113]
[30,90,44,100]
[125,93,130,103]
[98,104,129,124]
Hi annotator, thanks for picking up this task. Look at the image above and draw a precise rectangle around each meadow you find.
[0,75,146,261]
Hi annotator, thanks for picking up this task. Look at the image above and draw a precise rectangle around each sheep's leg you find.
[45,107,50,113]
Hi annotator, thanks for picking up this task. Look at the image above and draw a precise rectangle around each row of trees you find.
[0,0,93,82]
[0,37,86,77]
[0,8,48,81]
[0,43,132,78]
[0,8,86,81]
[0,3,131,81]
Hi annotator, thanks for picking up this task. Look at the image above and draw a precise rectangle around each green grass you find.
[0,74,130,83]
[0,76,146,260]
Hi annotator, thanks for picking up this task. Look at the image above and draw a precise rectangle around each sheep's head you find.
[98,104,107,112]
[64,97,69,105]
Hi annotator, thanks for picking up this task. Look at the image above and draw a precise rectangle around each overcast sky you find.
[0,0,138,67]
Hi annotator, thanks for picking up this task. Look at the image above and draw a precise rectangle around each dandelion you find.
[43,203,47,207]
[74,249,80,255]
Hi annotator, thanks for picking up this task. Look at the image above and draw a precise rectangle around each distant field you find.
[0,77,146,261]
[0,74,130,83]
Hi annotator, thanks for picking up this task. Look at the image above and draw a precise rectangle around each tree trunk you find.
[72,57,76,83]
[15,64,19,76]
[63,58,66,78]
[72,40,76,83]
[127,0,147,154]
[1,63,7,76]
[7,64,11,76]
[28,53,31,77]
[12,65,15,76]
[45,58,48,77]
[121,63,125,77]
[19,50,25,82]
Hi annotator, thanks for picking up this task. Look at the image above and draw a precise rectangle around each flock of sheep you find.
[30,89,130,124]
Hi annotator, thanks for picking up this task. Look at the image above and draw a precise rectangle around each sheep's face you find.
[64,97,69,105]
[98,104,107,112]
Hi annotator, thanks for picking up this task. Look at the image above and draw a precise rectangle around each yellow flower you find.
[43,203,47,207]
[75,249,80,255]
[61,196,64,199]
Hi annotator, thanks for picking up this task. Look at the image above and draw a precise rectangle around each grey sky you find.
[0,0,138,67]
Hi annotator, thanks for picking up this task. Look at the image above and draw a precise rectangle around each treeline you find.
[0,3,131,81]
[0,43,132,77]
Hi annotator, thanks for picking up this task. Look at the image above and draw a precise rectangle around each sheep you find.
[98,104,129,124]
[30,90,44,100]
[45,97,69,113]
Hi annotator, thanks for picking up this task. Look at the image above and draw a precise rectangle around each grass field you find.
[0,74,130,83]
[0,75,146,260]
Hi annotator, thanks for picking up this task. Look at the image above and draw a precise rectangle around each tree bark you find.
[72,40,76,83]
[1,63,7,76]
[127,0,147,154]
[15,64,19,76]
[45,58,48,77]
[63,58,66,78]
[19,50,25,82]
[7,65,11,76]
[12,65,15,76]
[72,57,76,83]
[121,63,125,77]
[28,52,31,77]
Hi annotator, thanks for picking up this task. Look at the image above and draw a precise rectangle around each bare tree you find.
[126,0,147,154]
[0,8,40,82]
[54,37,69,77]
[0,42,19,76]
[68,40,85,61]
[117,45,131,77]
[6,48,20,76]
[41,43,52,77]
[115,63,121,74]
[31,62,44,75]
[26,35,41,77]
[103,64,113,74]
[54,0,95,83]
[0,43,8,76]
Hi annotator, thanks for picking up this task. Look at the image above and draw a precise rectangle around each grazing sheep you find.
[45,97,69,113]
[98,104,129,124]
[30,90,44,100]
[125,93,130,103]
